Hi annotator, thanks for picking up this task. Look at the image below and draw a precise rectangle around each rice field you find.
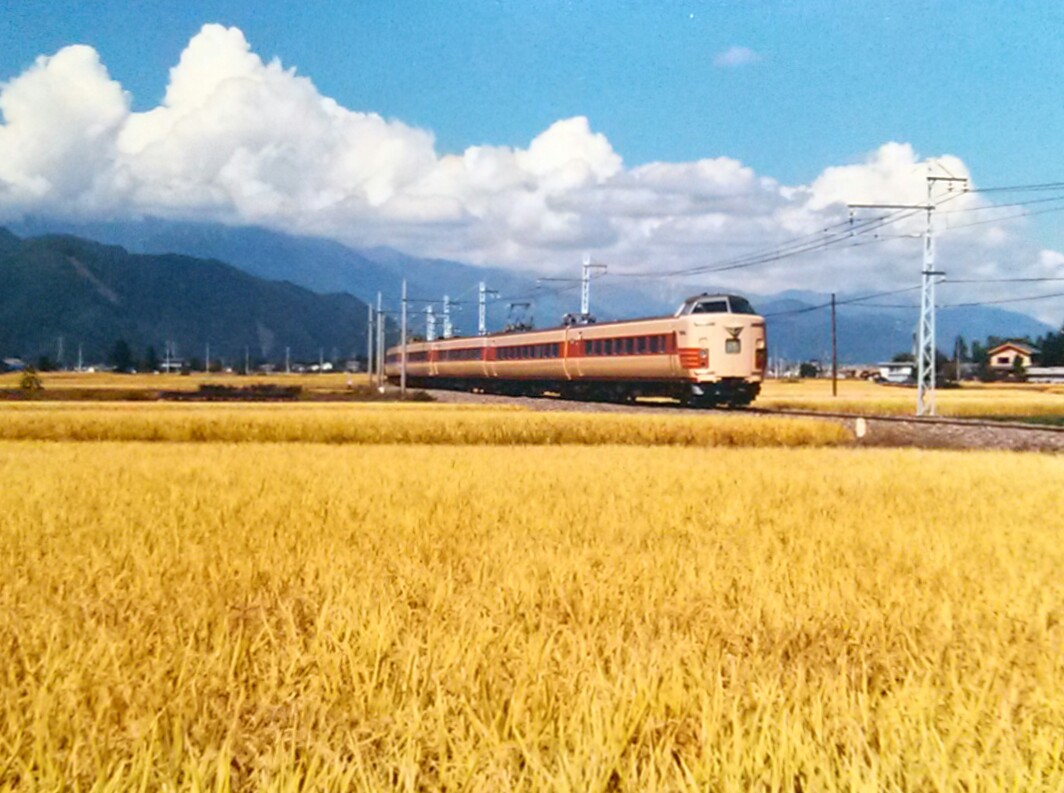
[1,404,1062,791]
[758,378,1064,418]
[0,402,849,447]
[0,370,372,395]
[6,370,1064,420]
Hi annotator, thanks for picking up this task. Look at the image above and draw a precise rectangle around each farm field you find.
[758,378,1064,418]
[1,404,1062,790]
[0,370,375,399]
[0,402,849,446]
[5,371,1064,420]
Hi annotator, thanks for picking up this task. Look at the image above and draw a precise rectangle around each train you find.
[384,293,767,407]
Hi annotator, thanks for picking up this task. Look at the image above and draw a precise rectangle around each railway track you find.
[424,388,1064,451]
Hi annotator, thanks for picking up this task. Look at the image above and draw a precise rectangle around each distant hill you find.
[8,217,676,336]
[761,291,1054,364]
[0,229,370,367]
[8,218,1057,362]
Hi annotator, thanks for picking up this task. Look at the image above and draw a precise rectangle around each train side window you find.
[635,337,645,354]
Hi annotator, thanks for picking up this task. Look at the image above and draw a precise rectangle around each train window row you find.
[389,334,669,363]
[438,347,482,361]
[497,343,562,360]
[584,334,668,357]
[385,351,428,363]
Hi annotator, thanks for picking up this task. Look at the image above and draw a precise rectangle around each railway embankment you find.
[425,388,1064,452]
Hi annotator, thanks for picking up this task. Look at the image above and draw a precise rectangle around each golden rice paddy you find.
[758,378,1064,418]
[0,403,849,447]
[5,370,1064,418]
[1,402,1062,791]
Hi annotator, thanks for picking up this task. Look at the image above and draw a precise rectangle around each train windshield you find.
[691,299,729,314]
[727,296,757,315]
[677,294,759,316]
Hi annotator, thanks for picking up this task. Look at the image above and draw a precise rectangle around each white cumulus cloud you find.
[0,24,1062,322]
[713,46,762,68]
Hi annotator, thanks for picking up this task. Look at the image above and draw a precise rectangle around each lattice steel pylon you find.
[580,254,607,317]
[917,175,967,416]
[850,172,966,417]
[916,239,938,416]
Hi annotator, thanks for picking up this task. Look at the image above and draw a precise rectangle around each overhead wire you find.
[761,284,926,318]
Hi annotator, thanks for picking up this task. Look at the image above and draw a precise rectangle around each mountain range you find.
[4,217,1057,364]
[0,228,369,366]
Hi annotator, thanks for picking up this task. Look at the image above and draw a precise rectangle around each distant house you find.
[1027,367,1064,384]
[1,357,26,372]
[987,342,1036,373]
[877,361,915,384]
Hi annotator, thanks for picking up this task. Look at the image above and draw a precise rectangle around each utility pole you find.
[580,254,608,317]
[442,295,453,339]
[376,292,385,391]
[244,345,249,375]
[57,336,64,368]
[955,337,962,383]
[831,292,838,397]
[76,343,83,372]
[205,342,210,374]
[848,171,966,416]
[400,278,408,397]
[478,281,498,336]
[366,303,375,377]
[285,346,290,375]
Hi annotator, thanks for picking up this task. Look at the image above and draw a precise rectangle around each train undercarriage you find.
[393,377,761,408]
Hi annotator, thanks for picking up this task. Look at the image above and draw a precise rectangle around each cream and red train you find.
[385,293,767,406]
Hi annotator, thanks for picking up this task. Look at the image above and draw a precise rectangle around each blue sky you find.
[3,0,1060,186]
[0,0,1062,316]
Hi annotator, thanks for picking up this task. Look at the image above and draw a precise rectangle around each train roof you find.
[397,293,760,347]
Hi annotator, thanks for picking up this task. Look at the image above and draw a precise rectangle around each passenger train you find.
[384,293,767,406]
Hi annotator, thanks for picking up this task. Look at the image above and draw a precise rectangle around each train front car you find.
[673,293,767,406]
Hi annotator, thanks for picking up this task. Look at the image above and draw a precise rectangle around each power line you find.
[946,276,1064,284]
[940,201,1064,231]
[938,193,1064,214]
[761,284,925,318]
[848,289,1064,310]
[965,180,1064,194]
